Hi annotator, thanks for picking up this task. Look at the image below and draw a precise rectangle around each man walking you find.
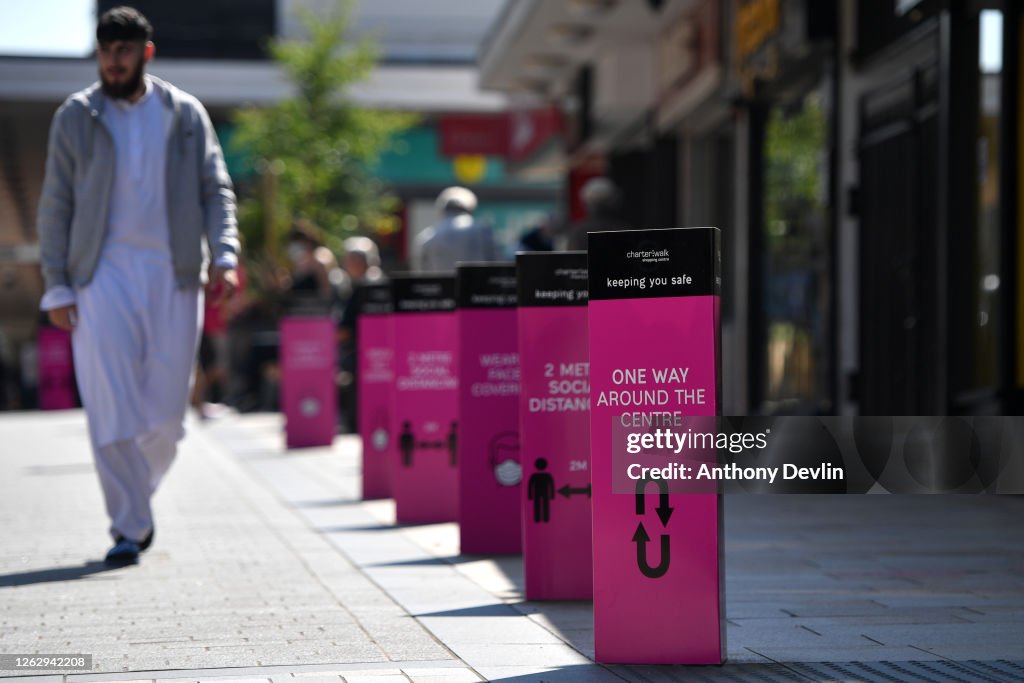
[37,6,240,565]
[412,187,498,272]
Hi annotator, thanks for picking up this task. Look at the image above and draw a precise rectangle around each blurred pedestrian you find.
[516,212,557,252]
[285,224,334,302]
[342,235,384,285]
[413,186,498,271]
[565,177,626,250]
[37,6,240,565]
[192,261,247,420]
[337,236,385,432]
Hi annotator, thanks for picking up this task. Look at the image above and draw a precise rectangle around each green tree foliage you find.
[232,0,416,259]
[764,93,826,254]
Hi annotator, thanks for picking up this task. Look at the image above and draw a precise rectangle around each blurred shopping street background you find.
[0,0,1023,418]
[2,1,1024,681]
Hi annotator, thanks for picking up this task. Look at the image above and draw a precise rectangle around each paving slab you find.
[202,414,1024,678]
[0,412,455,679]
[3,411,1024,682]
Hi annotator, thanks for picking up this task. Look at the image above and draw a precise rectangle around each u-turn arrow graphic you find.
[632,522,670,578]
[634,477,674,526]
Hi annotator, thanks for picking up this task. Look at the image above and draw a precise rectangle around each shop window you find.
[761,87,831,413]
[964,9,1003,392]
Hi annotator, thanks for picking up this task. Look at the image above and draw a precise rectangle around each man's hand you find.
[48,304,78,332]
[210,267,239,306]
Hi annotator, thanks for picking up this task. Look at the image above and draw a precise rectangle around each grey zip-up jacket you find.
[37,76,240,297]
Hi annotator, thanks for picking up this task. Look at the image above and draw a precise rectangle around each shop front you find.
[736,0,838,415]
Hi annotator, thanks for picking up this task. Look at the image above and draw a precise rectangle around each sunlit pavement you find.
[1,410,1022,682]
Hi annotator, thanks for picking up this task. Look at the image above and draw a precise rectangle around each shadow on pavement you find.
[290,498,366,508]
[482,663,771,682]
[483,664,619,682]
[369,552,528,568]
[367,555,481,568]
[415,604,523,618]
[482,659,1024,682]
[317,523,407,533]
[0,561,122,587]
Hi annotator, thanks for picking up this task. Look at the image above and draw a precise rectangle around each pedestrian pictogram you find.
[528,458,590,523]
[398,421,459,468]
[447,421,458,466]
[528,458,555,522]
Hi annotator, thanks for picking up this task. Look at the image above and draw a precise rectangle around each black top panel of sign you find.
[358,283,393,316]
[390,274,456,314]
[456,263,518,309]
[516,251,589,308]
[588,228,720,300]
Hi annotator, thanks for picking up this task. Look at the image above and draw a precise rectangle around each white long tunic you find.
[72,79,202,448]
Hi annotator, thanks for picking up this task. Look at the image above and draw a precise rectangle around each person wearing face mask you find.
[36,6,240,565]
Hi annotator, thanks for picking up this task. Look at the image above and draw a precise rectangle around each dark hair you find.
[287,222,320,248]
[96,6,153,44]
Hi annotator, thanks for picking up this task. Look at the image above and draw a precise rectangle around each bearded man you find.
[37,6,240,565]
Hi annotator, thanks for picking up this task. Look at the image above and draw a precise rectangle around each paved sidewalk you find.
[0,412,463,682]
[1,410,1023,682]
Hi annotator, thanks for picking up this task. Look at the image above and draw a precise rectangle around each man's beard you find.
[100,58,145,100]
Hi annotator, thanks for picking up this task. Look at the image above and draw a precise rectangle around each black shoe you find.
[115,528,154,553]
[104,538,140,566]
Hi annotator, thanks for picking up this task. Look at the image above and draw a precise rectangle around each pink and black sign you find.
[391,275,459,524]
[516,252,593,600]
[38,326,76,410]
[588,227,724,664]
[357,284,394,500]
[456,263,521,555]
[280,316,337,449]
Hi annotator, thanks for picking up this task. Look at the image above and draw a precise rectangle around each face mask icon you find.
[371,409,389,451]
[489,432,521,486]
[300,397,320,417]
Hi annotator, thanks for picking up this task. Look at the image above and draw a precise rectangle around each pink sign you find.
[456,264,521,555]
[588,228,724,664]
[280,317,337,449]
[517,252,593,600]
[391,276,459,524]
[38,326,76,410]
[357,284,394,500]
